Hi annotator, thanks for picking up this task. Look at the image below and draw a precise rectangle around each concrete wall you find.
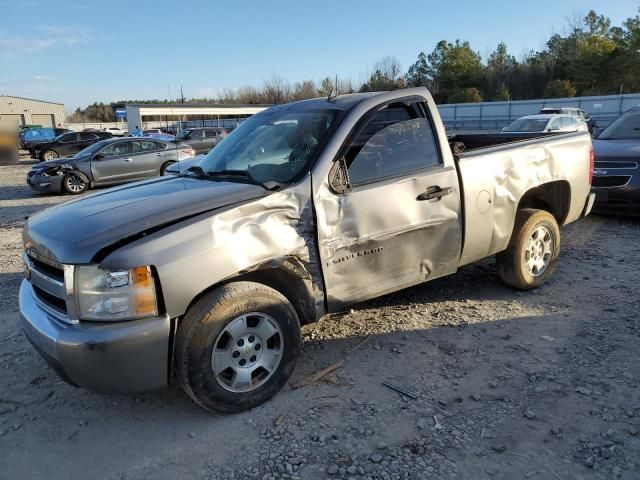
[438,93,640,132]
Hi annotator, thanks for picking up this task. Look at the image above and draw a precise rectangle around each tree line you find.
[69,8,640,122]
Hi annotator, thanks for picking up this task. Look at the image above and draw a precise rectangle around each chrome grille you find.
[24,251,78,324]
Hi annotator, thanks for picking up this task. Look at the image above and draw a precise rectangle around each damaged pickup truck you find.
[20,88,595,412]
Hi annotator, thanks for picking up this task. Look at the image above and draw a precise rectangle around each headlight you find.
[75,265,158,321]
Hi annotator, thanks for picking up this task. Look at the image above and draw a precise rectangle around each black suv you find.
[174,127,227,154]
[19,127,71,156]
[34,131,112,161]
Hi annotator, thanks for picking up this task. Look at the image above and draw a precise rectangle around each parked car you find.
[19,87,594,412]
[19,127,70,155]
[146,132,176,141]
[33,131,112,161]
[162,154,204,175]
[590,106,640,215]
[174,127,227,154]
[539,107,596,132]
[27,137,195,194]
[103,126,127,137]
[503,114,588,134]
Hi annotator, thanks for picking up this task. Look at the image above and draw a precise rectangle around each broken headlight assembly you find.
[75,265,158,320]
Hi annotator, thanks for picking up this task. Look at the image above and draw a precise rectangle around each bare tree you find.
[262,75,292,104]
[374,56,403,82]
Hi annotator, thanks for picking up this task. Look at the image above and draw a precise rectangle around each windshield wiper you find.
[205,170,283,191]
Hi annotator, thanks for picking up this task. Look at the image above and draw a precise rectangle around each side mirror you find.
[329,156,351,193]
[93,153,104,160]
[548,126,559,132]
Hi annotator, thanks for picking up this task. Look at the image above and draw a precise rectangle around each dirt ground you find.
[0,161,638,480]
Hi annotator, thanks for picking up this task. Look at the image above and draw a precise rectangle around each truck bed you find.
[452,131,593,267]
[448,132,564,154]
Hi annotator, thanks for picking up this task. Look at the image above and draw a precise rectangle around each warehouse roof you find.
[0,95,64,105]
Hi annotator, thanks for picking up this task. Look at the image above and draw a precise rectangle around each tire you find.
[62,173,88,195]
[175,281,301,413]
[496,208,560,290]
[41,150,58,161]
[160,161,175,175]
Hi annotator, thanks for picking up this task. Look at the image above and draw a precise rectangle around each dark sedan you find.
[27,137,195,194]
[33,131,112,161]
[591,106,640,215]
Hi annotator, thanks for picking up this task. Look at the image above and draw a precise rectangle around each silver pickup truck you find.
[20,88,595,412]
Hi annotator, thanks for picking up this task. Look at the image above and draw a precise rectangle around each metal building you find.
[0,95,66,129]
[125,103,269,131]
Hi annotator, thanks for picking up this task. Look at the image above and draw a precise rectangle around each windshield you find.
[598,111,640,140]
[196,106,340,184]
[503,118,549,132]
[73,139,109,158]
[175,130,191,140]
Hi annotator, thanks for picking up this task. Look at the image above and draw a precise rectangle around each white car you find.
[103,126,127,137]
[503,114,589,134]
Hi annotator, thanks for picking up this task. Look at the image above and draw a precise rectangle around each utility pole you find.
[180,85,185,104]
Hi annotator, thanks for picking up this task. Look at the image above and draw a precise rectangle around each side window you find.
[132,140,158,153]
[61,133,77,143]
[560,117,573,128]
[204,129,218,138]
[79,132,97,141]
[345,103,441,185]
[100,142,130,158]
[548,118,562,130]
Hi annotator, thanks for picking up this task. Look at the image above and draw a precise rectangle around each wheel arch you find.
[177,258,323,329]
[516,180,571,225]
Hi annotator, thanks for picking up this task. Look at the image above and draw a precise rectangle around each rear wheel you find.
[496,209,560,290]
[175,282,301,413]
[63,173,88,194]
[41,150,58,161]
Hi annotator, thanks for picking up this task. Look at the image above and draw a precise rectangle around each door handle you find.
[417,186,453,201]
[124,157,132,162]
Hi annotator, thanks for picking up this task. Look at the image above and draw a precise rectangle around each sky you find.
[0,0,637,111]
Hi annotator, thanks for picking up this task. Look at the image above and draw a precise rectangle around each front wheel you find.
[175,282,301,413]
[496,208,560,290]
[63,173,88,194]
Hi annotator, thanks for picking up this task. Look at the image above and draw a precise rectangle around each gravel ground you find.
[0,161,638,480]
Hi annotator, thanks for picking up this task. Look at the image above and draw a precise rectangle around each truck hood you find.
[23,176,268,264]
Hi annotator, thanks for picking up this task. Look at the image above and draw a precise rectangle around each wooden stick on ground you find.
[291,360,344,389]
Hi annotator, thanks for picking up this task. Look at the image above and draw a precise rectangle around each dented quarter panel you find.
[456,131,592,266]
[100,175,326,320]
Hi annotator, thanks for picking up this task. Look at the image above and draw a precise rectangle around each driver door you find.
[314,99,463,310]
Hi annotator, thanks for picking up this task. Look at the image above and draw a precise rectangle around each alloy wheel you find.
[211,312,283,393]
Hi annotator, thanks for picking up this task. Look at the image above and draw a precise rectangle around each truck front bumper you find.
[20,279,171,393]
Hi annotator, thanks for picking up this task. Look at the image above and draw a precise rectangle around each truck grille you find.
[591,176,631,188]
[24,251,76,324]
